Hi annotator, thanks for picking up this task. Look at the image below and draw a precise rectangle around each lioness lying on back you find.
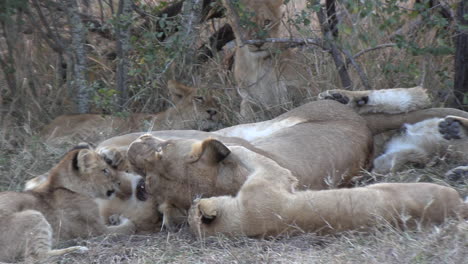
[188,146,466,237]
[123,101,468,229]
[0,145,135,263]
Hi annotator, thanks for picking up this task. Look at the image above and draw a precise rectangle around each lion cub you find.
[0,145,135,263]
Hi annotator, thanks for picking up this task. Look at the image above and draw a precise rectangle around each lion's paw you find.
[318,90,369,107]
[445,166,468,184]
[438,117,465,140]
[98,147,125,170]
[197,199,217,225]
[318,90,350,105]
[74,246,89,254]
[108,214,121,226]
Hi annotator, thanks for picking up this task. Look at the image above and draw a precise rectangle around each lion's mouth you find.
[136,178,148,201]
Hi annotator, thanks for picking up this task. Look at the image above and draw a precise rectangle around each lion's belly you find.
[253,121,372,189]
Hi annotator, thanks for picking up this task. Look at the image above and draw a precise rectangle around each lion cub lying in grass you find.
[0,145,135,263]
[188,146,466,238]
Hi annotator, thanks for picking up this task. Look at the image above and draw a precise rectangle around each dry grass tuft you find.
[45,220,467,264]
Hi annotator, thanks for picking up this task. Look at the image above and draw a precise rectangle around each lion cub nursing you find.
[188,146,466,237]
[0,145,135,262]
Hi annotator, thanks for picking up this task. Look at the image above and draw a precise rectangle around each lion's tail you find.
[363,108,468,135]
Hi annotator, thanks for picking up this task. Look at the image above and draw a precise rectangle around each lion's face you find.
[226,0,284,56]
[127,135,231,209]
[164,80,223,132]
[54,145,121,199]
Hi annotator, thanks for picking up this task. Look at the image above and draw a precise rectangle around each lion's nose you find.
[206,109,217,117]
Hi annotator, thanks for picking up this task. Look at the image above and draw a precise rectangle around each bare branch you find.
[242,38,325,49]
[340,48,371,90]
[351,43,397,61]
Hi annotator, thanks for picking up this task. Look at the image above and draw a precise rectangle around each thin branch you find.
[345,43,397,66]
[242,38,325,49]
[31,0,65,52]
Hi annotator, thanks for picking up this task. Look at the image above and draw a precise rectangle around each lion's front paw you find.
[439,117,464,140]
[198,199,217,224]
[445,166,468,184]
[189,198,217,225]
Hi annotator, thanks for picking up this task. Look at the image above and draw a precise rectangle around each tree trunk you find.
[454,0,468,109]
[64,0,89,113]
[0,21,18,97]
[179,0,204,67]
[317,1,353,89]
[115,0,133,110]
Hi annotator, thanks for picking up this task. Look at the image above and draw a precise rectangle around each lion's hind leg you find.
[438,116,468,140]
[0,210,87,262]
[319,86,430,114]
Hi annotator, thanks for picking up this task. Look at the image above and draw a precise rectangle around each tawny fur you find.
[25,170,160,234]
[96,172,161,233]
[373,116,468,174]
[40,80,223,144]
[0,146,135,263]
[188,146,466,238]
[222,0,318,120]
[120,99,468,229]
[318,86,431,114]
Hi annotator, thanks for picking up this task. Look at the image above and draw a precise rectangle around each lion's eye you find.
[156,146,163,153]
[264,19,272,27]
[102,168,110,175]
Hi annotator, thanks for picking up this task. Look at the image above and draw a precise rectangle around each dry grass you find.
[46,220,467,264]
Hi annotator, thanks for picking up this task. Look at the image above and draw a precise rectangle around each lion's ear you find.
[168,80,195,103]
[74,149,96,174]
[188,138,231,164]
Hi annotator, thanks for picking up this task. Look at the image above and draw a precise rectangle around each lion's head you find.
[127,134,233,211]
[160,80,223,132]
[45,144,121,199]
[98,172,162,233]
[223,0,285,57]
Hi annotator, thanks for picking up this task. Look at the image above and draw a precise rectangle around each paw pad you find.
[108,214,121,226]
[445,167,468,184]
[439,118,462,140]
[323,93,350,105]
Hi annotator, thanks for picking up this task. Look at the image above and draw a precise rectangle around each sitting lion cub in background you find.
[0,145,135,263]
